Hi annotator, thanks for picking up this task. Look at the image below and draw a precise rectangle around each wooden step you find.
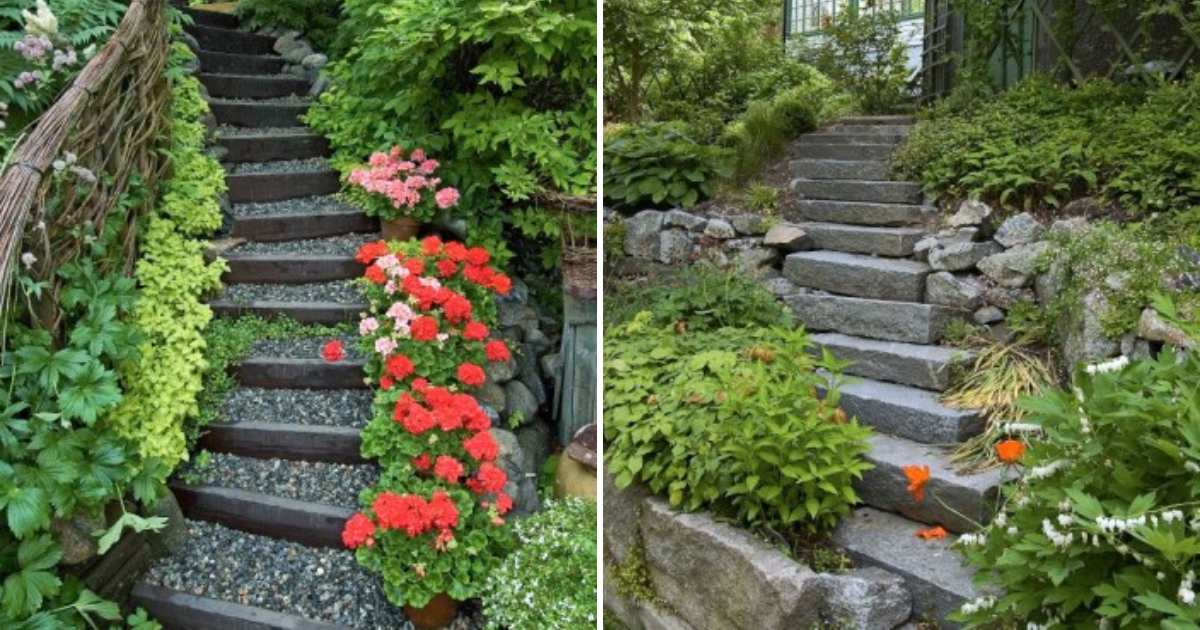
[225,170,340,203]
[187,24,275,56]
[199,422,364,465]
[200,74,311,100]
[223,254,359,284]
[170,485,352,548]
[132,584,353,630]
[197,51,285,75]
[219,131,330,163]
[229,210,371,242]
[233,357,367,389]
[209,100,310,128]
[209,300,365,325]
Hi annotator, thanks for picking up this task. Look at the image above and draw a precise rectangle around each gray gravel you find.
[226,157,331,175]
[182,453,376,508]
[230,195,365,218]
[218,125,313,137]
[249,333,363,360]
[230,232,378,256]
[211,95,313,105]
[222,388,375,428]
[143,520,426,628]
[219,280,366,304]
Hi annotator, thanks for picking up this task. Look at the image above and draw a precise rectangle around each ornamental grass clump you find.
[482,497,597,630]
[950,307,1200,627]
[335,236,517,609]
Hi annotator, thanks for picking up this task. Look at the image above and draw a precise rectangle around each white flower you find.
[1003,422,1044,434]
[1057,513,1073,527]
[1085,355,1129,375]
[1181,587,1196,606]
[20,252,36,268]
[22,0,58,37]
[1028,460,1067,479]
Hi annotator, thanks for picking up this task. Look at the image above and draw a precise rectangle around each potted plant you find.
[347,147,461,240]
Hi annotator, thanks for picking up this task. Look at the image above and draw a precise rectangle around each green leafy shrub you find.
[804,8,910,115]
[111,44,224,469]
[604,314,872,535]
[307,0,597,264]
[604,264,790,332]
[952,311,1200,627]
[483,497,597,629]
[722,84,829,179]
[236,0,340,50]
[603,122,734,208]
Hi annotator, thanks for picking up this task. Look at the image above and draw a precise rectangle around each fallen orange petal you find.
[903,464,931,503]
[917,526,948,540]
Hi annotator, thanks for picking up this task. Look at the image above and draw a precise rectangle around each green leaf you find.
[2,486,50,537]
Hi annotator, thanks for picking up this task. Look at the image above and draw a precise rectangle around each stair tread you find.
[812,332,971,392]
[180,452,374,507]
[793,179,923,204]
[795,199,935,227]
[226,232,374,258]
[783,250,930,302]
[219,388,373,429]
[133,583,354,630]
[832,375,983,444]
[813,332,970,363]
[218,279,365,305]
[786,292,965,344]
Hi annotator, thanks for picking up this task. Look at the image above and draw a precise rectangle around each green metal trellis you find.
[784,0,923,44]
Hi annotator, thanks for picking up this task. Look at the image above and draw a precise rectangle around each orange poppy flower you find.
[996,439,1025,464]
[916,526,948,540]
[904,464,931,503]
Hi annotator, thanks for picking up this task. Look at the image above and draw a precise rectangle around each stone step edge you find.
[819,373,984,445]
[810,332,973,392]
[199,421,365,464]
[171,484,353,549]
[132,583,353,630]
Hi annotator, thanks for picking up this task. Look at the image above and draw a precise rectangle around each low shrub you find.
[951,305,1200,627]
[602,122,734,208]
[721,84,829,180]
[483,497,597,630]
[804,8,910,115]
[604,314,872,535]
[604,264,790,332]
[235,0,340,50]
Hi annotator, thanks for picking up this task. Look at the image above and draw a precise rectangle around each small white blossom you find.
[1086,355,1129,375]
[20,252,36,268]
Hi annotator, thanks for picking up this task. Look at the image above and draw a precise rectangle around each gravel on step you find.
[249,333,362,360]
[142,520,480,629]
[180,453,376,508]
[218,125,313,137]
[222,388,374,428]
[218,280,365,304]
[229,195,364,218]
[230,232,378,257]
[210,95,313,105]
[225,157,331,175]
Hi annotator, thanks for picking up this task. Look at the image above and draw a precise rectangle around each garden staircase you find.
[784,116,1000,625]
[132,8,401,628]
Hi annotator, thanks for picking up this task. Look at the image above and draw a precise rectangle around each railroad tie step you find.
[187,24,275,56]
[225,169,341,203]
[782,250,931,302]
[199,422,365,465]
[209,100,311,128]
[197,51,286,75]
[200,73,312,100]
[132,584,355,630]
[229,209,373,242]
[219,131,331,163]
[170,485,353,548]
[785,293,967,344]
[233,357,368,390]
[179,7,240,30]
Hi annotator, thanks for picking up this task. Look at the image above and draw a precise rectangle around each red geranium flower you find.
[485,340,510,362]
[495,492,513,515]
[412,378,430,393]
[463,430,499,462]
[475,462,507,494]
[355,240,389,265]
[379,375,394,391]
[342,512,376,549]
[426,490,459,530]
[492,274,512,295]
[322,340,344,362]
[466,247,490,266]
[444,295,473,324]
[403,258,425,276]
[373,492,428,537]
[364,264,387,284]
[412,454,432,472]
[463,321,489,341]
[411,316,439,342]
[386,353,415,380]
[421,236,443,256]
[436,259,458,278]
[434,455,464,484]
[433,403,464,432]
[463,264,494,287]
[457,362,486,387]
[445,242,467,262]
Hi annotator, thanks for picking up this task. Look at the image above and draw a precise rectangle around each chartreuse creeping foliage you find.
[110,42,224,468]
[953,298,1200,627]
[307,0,597,265]
[604,313,872,535]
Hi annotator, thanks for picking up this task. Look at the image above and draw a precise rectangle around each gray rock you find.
[624,210,665,259]
[973,306,1005,325]
[983,286,1035,309]
[1138,308,1194,348]
[146,493,188,558]
[502,380,539,425]
[837,378,983,444]
[763,224,811,251]
[514,420,551,481]
[948,200,992,227]
[913,236,938,262]
[603,474,651,565]
[51,513,105,564]
[179,54,201,76]
[497,301,538,330]
[603,208,620,223]
[1051,216,1091,235]
[1035,256,1068,306]
[993,212,1043,248]
[475,382,507,410]
[928,241,1003,272]
[493,428,525,483]
[925,272,984,310]
[605,582,697,630]
[730,214,770,236]
[1060,196,1107,218]
[820,568,912,630]
[273,32,312,61]
[485,357,518,384]
[664,209,706,231]
[301,53,328,71]
[516,345,547,406]
[285,64,309,79]
[283,43,314,64]
[540,352,561,381]
[524,328,552,355]
[1062,290,1119,368]
[516,477,541,515]
[658,229,694,265]
[175,32,200,54]
[763,277,801,297]
[482,404,502,428]
[309,75,331,97]
[724,237,761,251]
[734,248,779,274]
[977,242,1051,288]
[703,219,736,240]
[935,227,980,244]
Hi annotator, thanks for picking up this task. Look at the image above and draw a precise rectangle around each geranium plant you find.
[347,147,461,222]
[337,236,517,609]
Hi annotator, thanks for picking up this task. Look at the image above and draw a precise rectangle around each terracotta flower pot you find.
[381,215,422,241]
[403,593,458,630]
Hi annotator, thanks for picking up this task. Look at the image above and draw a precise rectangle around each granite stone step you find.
[789,160,891,181]
[799,132,906,145]
[834,508,979,628]
[200,73,311,100]
[786,293,966,344]
[796,200,935,227]
[794,143,897,161]
[187,24,275,56]
[783,251,930,302]
[792,179,924,204]
[197,51,286,75]
[826,124,913,136]
[832,377,983,444]
[811,333,972,392]
[855,434,1001,533]
[835,115,917,126]
[209,100,311,128]
[799,222,925,257]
